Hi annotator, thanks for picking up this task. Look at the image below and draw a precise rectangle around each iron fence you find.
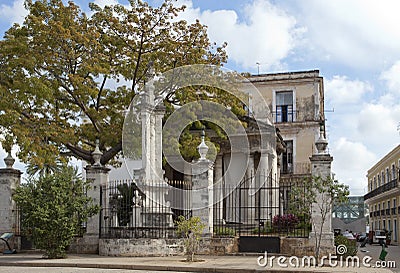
[99,179,192,239]
[213,174,310,238]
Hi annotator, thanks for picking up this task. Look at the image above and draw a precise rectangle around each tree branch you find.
[96,75,107,111]
[101,141,122,165]
[65,143,93,163]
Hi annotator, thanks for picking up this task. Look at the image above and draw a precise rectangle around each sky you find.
[0,0,400,195]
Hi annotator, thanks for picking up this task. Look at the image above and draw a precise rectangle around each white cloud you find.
[175,0,304,71]
[92,0,120,8]
[326,75,373,105]
[290,0,400,69]
[357,103,400,147]
[0,0,28,26]
[331,138,376,195]
[380,60,400,97]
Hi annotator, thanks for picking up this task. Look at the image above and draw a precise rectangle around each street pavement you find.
[0,246,398,273]
[358,243,400,273]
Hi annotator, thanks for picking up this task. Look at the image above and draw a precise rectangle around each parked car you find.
[356,232,367,242]
[368,230,387,245]
[342,231,355,240]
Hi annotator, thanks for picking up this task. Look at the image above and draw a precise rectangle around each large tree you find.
[0,0,237,167]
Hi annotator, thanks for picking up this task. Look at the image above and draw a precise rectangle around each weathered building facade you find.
[365,144,400,244]
[245,70,325,182]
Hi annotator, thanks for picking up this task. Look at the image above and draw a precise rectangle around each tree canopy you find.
[0,0,238,168]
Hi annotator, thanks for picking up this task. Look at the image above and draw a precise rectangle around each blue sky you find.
[1,0,400,195]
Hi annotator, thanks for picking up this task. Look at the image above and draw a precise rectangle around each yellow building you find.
[365,144,400,243]
[246,70,325,182]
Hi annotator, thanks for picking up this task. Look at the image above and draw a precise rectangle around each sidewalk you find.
[0,252,395,273]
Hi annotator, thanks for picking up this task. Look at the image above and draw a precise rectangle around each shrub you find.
[175,216,206,262]
[272,214,299,230]
[13,166,99,258]
[213,227,236,237]
[334,235,357,257]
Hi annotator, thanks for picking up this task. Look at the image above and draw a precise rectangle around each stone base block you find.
[69,235,99,254]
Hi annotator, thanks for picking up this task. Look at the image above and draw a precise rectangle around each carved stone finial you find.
[315,126,328,154]
[92,138,103,166]
[197,128,209,161]
[4,152,15,168]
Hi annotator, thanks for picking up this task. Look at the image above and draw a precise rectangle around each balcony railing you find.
[381,210,385,216]
[364,178,399,200]
[392,208,397,215]
[386,209,390,215]
[281,162,311,175]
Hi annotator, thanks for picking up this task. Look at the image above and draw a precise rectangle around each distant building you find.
[365,144,400,243]
[332,196,367,233]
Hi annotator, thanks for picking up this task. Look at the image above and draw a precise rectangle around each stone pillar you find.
[191,130,214,235]
[309,129,335,256]
[192,160,214,235]
[0,153,22,251]
[154,105,165,180]
[79,165,110,254]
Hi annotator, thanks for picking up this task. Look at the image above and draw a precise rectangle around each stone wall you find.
[281,236,335,258]
[69,235,100,254]
[98,237,238,257]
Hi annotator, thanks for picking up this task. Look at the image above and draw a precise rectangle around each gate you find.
[213,173,310,253]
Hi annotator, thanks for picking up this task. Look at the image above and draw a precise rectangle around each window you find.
[276,91,293,123]
[392,164,396,180]
[388,200,391,210]
[386,168,390,182]
[374,177,377,189]
[281,140,293,174]
[382,171,385,184]
[394,199,397,208]
[378,175,381,187]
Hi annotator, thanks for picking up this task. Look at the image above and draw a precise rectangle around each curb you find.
[0,261,332,273]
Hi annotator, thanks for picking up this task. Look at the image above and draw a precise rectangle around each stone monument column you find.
[191,130,214,235]
[0,152,22,251]
[309,128,335,256]
[79,141,110,254]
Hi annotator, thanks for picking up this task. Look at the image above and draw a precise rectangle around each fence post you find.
[75,164,110,254]
[0,152,22,251]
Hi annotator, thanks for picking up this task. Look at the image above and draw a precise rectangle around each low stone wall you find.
[280,236,335,257]
[69,235,99,254]
[99,237,238,257]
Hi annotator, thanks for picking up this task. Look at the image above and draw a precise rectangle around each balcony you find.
[364,178,399,201]
[392,208,397,215]
[386,209,390,215]
[280,162,311,175]
[381,209,385,216]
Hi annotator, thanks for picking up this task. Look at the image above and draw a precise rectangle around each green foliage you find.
[175,216,206,262]
[213,226,236,237]
[0,0,232,167]
[13,166,99,258]
[289,176,350,259]
[252,222,273,234]
[334,235,357,257]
